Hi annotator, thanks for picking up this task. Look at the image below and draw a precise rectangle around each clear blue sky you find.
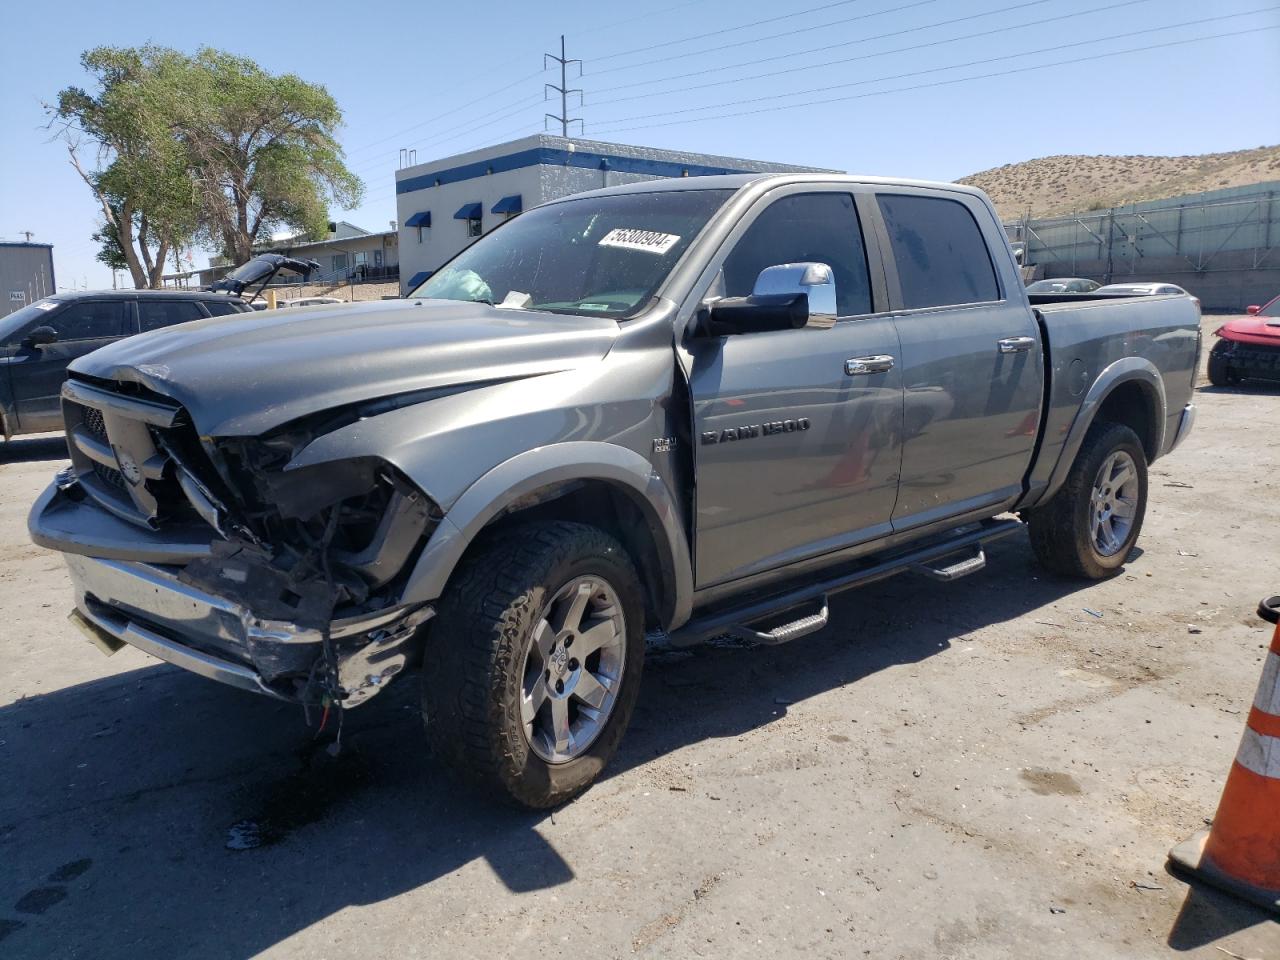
[2,0,1277,290]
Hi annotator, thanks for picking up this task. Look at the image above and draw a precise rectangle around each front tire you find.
[423,521,645,808]
[1207,352,1238,387]
[1025,422,1149,579]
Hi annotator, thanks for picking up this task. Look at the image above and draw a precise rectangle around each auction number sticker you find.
[598,228,681,255]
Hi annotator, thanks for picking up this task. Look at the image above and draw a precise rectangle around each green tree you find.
[52,46,200,289]
[177,49,363,264]
[52,45,363,285]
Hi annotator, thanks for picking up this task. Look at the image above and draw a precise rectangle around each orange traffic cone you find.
[1168,595,1280,914]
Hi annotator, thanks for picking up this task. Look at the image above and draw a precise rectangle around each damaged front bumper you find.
[63,552,432,706]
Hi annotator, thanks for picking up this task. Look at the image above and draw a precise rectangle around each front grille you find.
[74,404,130,490]
[61,381,196,528]
[92,461,129,491]
[1220,339,1280,373]
[82,406,108,442]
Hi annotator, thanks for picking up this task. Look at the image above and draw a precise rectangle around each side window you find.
[202,300,241,317]
[49,301,127,341]
[722,192,873,317]
[138,300,205,332]
[876,194,999,309]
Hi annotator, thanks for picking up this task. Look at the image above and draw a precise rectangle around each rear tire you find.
[1025,422,1148,579]
[422,521,645,808]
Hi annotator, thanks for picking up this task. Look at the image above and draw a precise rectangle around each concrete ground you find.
[1,316,1277,959]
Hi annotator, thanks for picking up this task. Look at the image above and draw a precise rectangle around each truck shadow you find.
[1196,382,1280,397]
[0,434,68,465]
[0,535,1099,958]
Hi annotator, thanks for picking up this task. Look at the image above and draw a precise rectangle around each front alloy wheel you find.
[521,576,627,763]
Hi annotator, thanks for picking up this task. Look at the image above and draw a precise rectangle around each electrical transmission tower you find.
[544,35,583,136]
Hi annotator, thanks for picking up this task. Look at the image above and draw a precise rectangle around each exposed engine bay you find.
[46,373,444,709]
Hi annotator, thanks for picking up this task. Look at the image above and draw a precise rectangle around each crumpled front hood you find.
[1218,314,1280,346]
[71,298,619,436]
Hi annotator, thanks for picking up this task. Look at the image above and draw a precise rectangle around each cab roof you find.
[46,289,242,302]
[552,172,993,204]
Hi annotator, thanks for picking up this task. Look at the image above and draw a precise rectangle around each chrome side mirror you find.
[752,263,837,328]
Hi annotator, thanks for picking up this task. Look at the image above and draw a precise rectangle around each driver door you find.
[9,299,130,433]
[682,190,904,588]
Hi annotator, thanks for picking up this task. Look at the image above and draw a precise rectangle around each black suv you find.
[1,290,250,439]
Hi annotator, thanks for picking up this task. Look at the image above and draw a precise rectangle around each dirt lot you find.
[1,315,1277,959]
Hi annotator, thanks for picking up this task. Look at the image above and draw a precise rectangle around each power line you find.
[344,94,545,179]
[587,0,1104,98]
[586,0,956,77]
[342,69,548,158]
[346,0,925,161]
[589,9,1278,128]
[589,23,1279,136]
[344,5,1264,204]
[571,0,717,38]
[337,0,717,159]
[590,0,874,63]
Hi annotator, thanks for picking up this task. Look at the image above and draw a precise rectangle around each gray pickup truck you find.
[30,174,1199,807]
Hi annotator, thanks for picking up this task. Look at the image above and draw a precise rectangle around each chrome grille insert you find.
[61,379,188,529]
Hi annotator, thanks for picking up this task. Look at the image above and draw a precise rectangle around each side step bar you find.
[912,548,986,582]
[665,518,1021,648]
[732,599,829,646]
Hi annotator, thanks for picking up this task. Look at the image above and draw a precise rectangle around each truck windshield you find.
[410,188,734,318]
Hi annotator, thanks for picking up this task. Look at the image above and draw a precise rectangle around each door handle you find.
[845,355,895,375]
[998,336,1036,354]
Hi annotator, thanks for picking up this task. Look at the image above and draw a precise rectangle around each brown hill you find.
[958,145,1280,221]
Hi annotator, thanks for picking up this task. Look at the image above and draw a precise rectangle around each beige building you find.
[198,221,399,289]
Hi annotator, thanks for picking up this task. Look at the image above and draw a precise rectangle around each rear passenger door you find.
[10,299,130,433]
[871,190,1042,531]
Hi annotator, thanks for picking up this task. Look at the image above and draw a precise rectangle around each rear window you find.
[202,300,243,317]
[138,300,206,332]
[876,194,1000,309]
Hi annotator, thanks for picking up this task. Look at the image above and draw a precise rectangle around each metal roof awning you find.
[406,271,431,290]
[491,194,522,215]
[454,202,483,220]
[404,211,431,228]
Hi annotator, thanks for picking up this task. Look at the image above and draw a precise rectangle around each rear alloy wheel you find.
[423,521,645,808]
[1089,450,1141,558]
[1025,421,1149,579]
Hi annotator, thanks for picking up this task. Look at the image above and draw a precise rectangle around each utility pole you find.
[544,35,582,136]
[20,230,34,242]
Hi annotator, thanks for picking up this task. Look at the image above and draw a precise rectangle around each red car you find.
[1208,294,1280,386]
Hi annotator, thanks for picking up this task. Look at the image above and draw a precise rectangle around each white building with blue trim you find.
[394,135,835,294]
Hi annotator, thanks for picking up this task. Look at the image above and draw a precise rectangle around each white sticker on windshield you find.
[598,228,681,255]
[33,300,56,311]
